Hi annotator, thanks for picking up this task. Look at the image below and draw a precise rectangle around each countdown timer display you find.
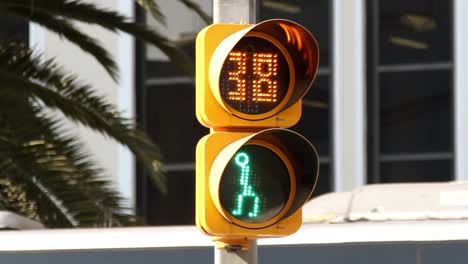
[219,144,291,225]
[219,36,291,116]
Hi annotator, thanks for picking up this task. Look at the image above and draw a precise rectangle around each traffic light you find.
[195,19,320,246]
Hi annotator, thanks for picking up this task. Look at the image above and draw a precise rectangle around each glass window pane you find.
[379,0,452,64]
[145,0,209,77]
[145,170,195,225]
[379,70,452,154]
[0,17,28,40]
[292,76,330,157]
[380,160,452,182]
[367,0,453,183]
[146,84,208,163]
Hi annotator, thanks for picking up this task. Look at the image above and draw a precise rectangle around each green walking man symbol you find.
[231,152,261,218]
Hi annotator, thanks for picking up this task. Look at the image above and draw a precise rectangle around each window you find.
[366,0,453,183]
[0,16,28,41]
[135,1,209,225]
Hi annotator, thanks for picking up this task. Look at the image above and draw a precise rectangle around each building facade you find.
[5,0,467,226]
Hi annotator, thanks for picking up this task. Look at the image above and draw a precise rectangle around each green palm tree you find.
[0,0,209,228]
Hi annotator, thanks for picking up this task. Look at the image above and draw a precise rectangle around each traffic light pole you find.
[212,2,258,264]
[215,240,257,264]
[213,0,257,24]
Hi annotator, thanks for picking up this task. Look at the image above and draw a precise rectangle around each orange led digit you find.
[252,53,278,103]
[227,52,247,102]
[219,35,292,117]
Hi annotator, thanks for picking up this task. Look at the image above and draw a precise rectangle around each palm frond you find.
[0,0,193,75]
[0,99,137,227]
[0,43,166,194]
[135,0,166,25]
[0,178,37,218]
[2,5,119,80]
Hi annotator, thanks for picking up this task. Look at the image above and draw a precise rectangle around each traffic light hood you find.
[196,20,321,243]
[209,19,320,113]
[208,128,319,228]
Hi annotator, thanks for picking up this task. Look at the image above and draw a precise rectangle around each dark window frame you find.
[366,0,455,183]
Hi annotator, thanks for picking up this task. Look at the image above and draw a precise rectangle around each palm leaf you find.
[0,178,37,218]
[0,43,166,194]
[135,0,166,25]
[3,6,118,80]
[0,0,212,226]
[0,0,193,75]
[0,99,137,227]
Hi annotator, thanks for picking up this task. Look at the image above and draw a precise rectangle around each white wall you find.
[29,1,135,207]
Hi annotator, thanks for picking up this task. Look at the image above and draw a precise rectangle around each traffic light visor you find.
[209,128,319,229]
[209,19,319,120]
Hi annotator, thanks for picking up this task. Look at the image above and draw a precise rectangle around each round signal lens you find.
[219,144,291,224]
[219,36,291,116]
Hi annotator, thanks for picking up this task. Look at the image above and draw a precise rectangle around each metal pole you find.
[215,240,257,264]
[213,0,257,24]
[212,1,258,263]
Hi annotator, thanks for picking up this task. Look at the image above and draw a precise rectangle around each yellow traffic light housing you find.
[195,19,320,246]
[196,129,319,240]
[196,20,319,129]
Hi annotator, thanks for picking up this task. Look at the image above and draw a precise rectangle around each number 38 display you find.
[195,19,320,246]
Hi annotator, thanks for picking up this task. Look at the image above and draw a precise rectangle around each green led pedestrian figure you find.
[231,152,261,219]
